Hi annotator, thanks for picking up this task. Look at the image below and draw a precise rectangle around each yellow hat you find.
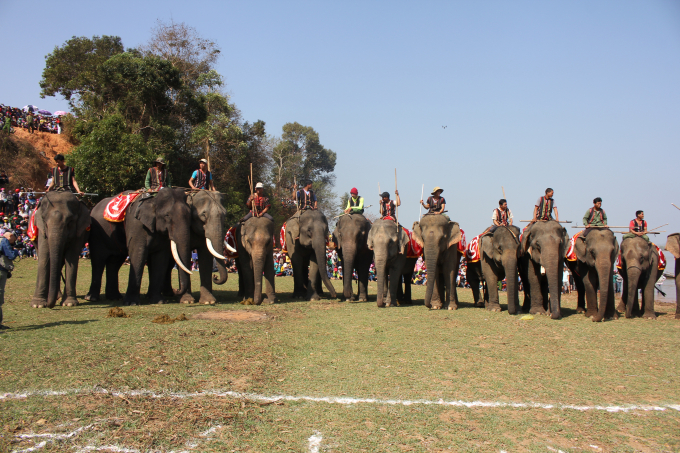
[431,186,443,195]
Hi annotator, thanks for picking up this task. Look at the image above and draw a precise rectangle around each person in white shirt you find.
[486,199,513,234]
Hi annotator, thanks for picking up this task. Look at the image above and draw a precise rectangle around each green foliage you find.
[39,35,124,108]
[67,114,155,195]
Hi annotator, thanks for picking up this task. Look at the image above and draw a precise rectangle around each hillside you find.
[0,129,74,190]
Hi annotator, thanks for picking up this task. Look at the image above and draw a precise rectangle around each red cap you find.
[15,189,20,193]
[350,187,358,195]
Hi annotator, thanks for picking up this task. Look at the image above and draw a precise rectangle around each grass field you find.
[1,259,679,452]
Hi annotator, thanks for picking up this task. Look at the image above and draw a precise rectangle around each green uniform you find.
[345,196,364,214]
[583,208,607,227]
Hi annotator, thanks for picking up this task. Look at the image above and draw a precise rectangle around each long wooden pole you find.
[672,203,680,211]
[571,226,630,229]
[394,169,398,225]
[521,220,572,223]
[250,163,258,216]
[649,223,668,232]
[502,186,505,199]
[419,184,424,221]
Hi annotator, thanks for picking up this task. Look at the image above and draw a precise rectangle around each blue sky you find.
[1,0,679,242]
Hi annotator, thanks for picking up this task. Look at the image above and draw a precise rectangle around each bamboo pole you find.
[395,168,398,225]
[250,163,258,217]
[649,223,668,232]
[571,226,630,228]
[521,220,572,223]
[419,184,424,221]
[672,203,680,211]
[502,186,505,199]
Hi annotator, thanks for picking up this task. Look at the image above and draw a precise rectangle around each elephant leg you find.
[467,264,484,307]
[403,273,413,304]
[290,250,307,298]
[573,271,586,313]
[31,234,50,308]
[446,257,460,311]
[263,250,277,304]
[583,270,599,319]
[196,246,216,304]
[124,245,149,306]
[357,257,370,302]
[61,241,81,307]
[481,259,501,312]
[527,262,547,315]
[675,260,680,319]
[642,274,656,319]
[85,253,107,302]
[239,251,255,302]
[386,263,401,307]
[307,255,322,301]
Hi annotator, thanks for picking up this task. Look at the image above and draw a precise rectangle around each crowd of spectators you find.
[0,179,39,260]
[1,104,65,134]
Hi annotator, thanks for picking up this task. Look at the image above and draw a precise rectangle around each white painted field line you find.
[308,431,322,453]
[1,387,679,413]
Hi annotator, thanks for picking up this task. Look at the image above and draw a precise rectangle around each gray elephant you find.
[467,226,522,314]
[332,213,372,301]
[412,214,463,310]
[568,229,619,322]
[85,188,193,305]
[235,216,276,305]
[618,237,661,319]
[31,191,91,308]
[664,233,680,319]
[182,190,230,304]
[285,210,337,300]
[520,220,570,319]
[367,218,409,307]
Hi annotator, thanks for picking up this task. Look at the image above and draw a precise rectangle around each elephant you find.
[367,218,410,307]
[285,209,337,301]
[618,237,661,319]
[85,188,194,305]
[180,190,230,304]
[664,233,680,319]
[412,214,463,310]
[31,191,91,308]
[567,229,619,322]
[235,216,276,305]
[466,226,522,314]
[332,213,372,301]
[520,220,570,319]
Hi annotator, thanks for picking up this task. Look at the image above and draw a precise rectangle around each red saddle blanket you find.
[225,227,239,259]
[566,231,582,262]
[280,222,287,252]
[104,192,141,222]
[616,243,666,271]
[401,226,423,258]
[466,234,481,263]
[27,210,38,241]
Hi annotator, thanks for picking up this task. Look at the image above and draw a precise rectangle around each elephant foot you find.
[643,312,657,320]
[550,312,562,320]
[529,307,547,315]
[376,301,385,308]
[385,302,392,307]
[675,313,680,320]
[105,292,123,301]
[262,297,277,305]
[62,297,79,307]
[431,305,442,310]
[30,297,49,308]
[486,304,502,312]
[448,303,458,311]
[200,299,217,305]
[310,295,321,302]
[576,307,586,314]
[474,301,485,308]
[616,302,625,312]
[585,310,597,318]
[84,293,98,302]
[179,293,195,304]
[123,297,139,306]
[358,297,367,302]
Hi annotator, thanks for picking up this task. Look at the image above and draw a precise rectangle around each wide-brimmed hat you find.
[154,157,165,165]
[255,182,264,189]
[199,158,208,164]
[431,186,444,195]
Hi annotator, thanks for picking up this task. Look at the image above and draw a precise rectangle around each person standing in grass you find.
[0,231,18,329]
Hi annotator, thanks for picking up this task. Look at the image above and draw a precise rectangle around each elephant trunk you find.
[423,243,438,308]
[502,255,519,314]
[251,248,267,305]
[592,258,613,322]
[212,257,228,285]
[625,267,641,318]
[314,238,336,298]
[374,257,387,307]
[543,255,562,319]
[341,244,357,301]
[47,227,66,307]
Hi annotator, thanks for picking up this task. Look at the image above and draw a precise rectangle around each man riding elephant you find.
[379,191,400,220]
[46,154,84,194]
[623,210,649,242]
[582,197,608,238]
[344,187,364,215]
[532,188,559,222]
[420,187,446,216]
[145,157,171,191]
[296,180,317,211]
[188,158,215,191]
[242,183,273,222]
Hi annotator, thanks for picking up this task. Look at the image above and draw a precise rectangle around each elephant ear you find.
[398,225,409,255]
[333,227,342,250]
[560,227,570,259]
[412,221,424,248]
[612,236,620,262]
[480,235,493,260]
[76,202,91,238]
[520,226,532,255]
[136,199,156,233]
[366,225,375,251]
[287,218,300,242]
[665,233,680,259]
[648,242,658,268]
[447,221,461,248]
[35,201,48,234]
[574,236,589,265]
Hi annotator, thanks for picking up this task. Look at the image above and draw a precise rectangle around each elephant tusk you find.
[171,240,193,275]
[224,240,237,254]
[206,238,226,260]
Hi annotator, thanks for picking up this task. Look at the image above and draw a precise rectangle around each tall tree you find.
[39,35,124,109]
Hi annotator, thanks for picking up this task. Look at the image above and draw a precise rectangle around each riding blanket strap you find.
[587,207,606,225]
[382,200,395,218]
[538,197,553,220]
[195,170,211,189]
[633,219,646,233]
[495,208,508,225]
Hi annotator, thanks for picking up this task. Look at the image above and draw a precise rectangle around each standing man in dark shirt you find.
[0,231,19,329]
